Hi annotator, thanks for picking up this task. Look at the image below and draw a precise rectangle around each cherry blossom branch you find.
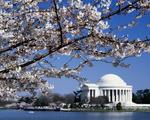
[100,0,141,21]
[53,0,64,46]
[0,34,92,73]
[0,39,34,55]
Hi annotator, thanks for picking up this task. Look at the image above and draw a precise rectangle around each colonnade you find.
[89,89,96,98]
[101,88,132,103]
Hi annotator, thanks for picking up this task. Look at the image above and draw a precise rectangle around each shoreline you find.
[0,107,150,112]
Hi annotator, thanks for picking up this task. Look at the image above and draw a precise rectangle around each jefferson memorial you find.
[80,74,150,108]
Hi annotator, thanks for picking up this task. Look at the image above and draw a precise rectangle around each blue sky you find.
[49,53,150,94]
[39,0,150,94]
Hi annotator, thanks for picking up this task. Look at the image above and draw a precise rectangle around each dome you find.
[97,74,127,87]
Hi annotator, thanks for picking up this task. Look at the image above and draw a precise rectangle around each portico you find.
[100,88,132,103]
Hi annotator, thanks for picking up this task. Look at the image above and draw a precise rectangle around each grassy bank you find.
[0,107,150,112]
[68,108,150,112]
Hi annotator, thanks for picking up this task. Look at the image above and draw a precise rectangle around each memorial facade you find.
[81,74,150,108]
[81,74,133,105]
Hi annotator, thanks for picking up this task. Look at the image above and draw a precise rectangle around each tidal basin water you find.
[0,110,149,120]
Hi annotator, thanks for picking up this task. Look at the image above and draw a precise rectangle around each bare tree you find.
[0,0,150,99]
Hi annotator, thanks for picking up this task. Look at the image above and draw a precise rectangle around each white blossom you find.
[0,0,149,100]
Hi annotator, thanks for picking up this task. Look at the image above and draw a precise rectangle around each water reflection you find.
[85,112,134,120]
[0,110,149,120]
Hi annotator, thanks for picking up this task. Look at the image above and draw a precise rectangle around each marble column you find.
[92,90,95,98]
[100,89,103,96]
[125,90,127,102]
[115,89,117,102]
[116,89,118,102]
[89,90,91,98]
[123,89,125,102]
[104,90,106,96]
[129,90,131,102]
[131,90,132,102]
[122,89,124,102]
[108,90,110,102]
[119,89,121,102]
[124,90,126,102]
[130,89,132,102]
[112,89,114,102]
[127,90,129,102]
[126,90,128,102]
[120,89,123,102]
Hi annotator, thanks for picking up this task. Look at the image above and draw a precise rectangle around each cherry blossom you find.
[0,0,150,99]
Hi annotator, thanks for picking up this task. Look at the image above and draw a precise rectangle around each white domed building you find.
[80,74,150,107]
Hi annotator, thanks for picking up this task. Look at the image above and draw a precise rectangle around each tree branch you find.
[100,0,140,21]
[53,0,64,46]
[0,39,34,55]
[0,34,92,73]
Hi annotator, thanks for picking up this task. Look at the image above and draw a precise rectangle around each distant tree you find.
[132,93,137,102]
[64,93,75,104]
[33,95,50,106]
[74,90,82,103]
[52,93,65,104]
[33,92,76,106]
[133,89,150,104]
[116,102,122,111]
[90,96,109,108]
[0,100,14,107]
[18,96,33,104]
